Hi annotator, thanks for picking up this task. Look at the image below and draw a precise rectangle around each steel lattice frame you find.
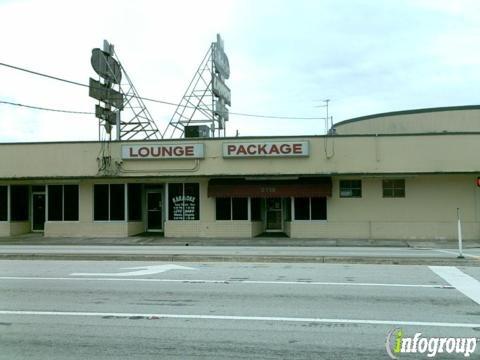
[162,43,226,139]
[96,52,162,141]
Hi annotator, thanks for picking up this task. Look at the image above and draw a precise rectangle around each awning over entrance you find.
[208,177,332,198]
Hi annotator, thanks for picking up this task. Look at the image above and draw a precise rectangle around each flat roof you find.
[333,104,480,129]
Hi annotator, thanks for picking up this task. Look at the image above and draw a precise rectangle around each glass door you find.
[32,193,46,231]
[146,191,163,231]
[266,198,283,231]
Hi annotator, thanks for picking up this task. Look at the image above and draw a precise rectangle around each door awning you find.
[208,177,332,198]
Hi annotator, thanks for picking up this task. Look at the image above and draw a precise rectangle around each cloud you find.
[0,0,479,142]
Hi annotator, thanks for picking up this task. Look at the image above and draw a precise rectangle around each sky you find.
[0,0,479,142]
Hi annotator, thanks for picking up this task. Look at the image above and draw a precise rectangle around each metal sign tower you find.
[162,34,231,139]
[89,40,161,141]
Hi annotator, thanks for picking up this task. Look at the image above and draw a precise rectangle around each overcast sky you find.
[0,0,479,142]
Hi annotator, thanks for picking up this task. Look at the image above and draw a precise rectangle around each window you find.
[311,197,327,220]
[168,183,199,221]
[94,184,125,221]
[294,197,327,220]
[0,186,7,221]
[251,198,262,221]
[383,179,405,198]
[10,185,28,221]
[294,197,309,220]
[216,198,231,220]
[48,185,79,221]
[284,198,292,221]
[128,184,142,221]
[339,180,362,198]
[216,197,248,220]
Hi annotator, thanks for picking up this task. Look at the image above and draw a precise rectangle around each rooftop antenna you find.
[89,40,162,141]
[162,34,231,139]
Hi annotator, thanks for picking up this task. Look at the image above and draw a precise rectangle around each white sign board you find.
[223,141,309,158]
[122,144,204,160]
[212,75,231,106]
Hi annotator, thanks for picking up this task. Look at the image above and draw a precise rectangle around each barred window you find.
[339,180,362,198]
[383,179,405,198]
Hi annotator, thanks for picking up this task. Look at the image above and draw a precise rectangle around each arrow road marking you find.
[70,264,195,277]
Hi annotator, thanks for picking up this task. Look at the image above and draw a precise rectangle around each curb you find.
[0,253,477,266]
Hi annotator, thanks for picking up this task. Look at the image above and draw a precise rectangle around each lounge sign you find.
[223,141,309,158]
[122,144,204,159]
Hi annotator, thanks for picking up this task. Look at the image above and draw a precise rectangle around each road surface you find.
[0,260,479,359]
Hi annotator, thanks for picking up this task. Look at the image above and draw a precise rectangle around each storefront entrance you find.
[265,198,283,232]
[146,191,163,231]
[32,193,45,231]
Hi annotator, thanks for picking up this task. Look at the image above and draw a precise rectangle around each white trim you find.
[429,266,480,305]
[0,310,477,328]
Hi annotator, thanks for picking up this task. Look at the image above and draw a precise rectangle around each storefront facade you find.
[1,106,480,241]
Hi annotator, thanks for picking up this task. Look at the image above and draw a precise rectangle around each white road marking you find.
[433,249,480,259]
[0,276,451,288]
[429,266,480,305]
[70,264,195,277]
[0,310,478,328]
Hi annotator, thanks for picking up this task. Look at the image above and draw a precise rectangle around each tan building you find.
[1,105,480,241]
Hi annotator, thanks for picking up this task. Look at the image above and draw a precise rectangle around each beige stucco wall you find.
[1,130,480,240]
[0,223,10,237]
[333,108,480,135]
[1,174,479,240]
[1,133,480,180]
[289,175,480,240]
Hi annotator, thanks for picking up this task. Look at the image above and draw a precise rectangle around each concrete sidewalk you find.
[0,234,479,266]
[1,233,480,248]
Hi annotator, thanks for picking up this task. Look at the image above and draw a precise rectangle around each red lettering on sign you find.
[280,144,291,154]
[162,146,172,157]
[138,147,149,157]
[150,147,160,157]
[185,146,194,156]
[173,146,184,156]
[227,145,236,155]
[129,147,138,158]
[269,144,280,155]
[237,145,247,155]
[293,144,303,154]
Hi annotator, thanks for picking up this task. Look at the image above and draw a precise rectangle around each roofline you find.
[333,104,480,129]
[3,131,480,146]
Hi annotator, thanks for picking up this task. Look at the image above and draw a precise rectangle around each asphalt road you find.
[0,261,480,359]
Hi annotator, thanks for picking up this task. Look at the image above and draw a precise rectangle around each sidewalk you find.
[0,234,479,266]
[1,233,480,248]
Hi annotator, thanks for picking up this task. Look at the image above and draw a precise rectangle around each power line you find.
[0,61,325,120]
[0,100,93,115]
[0,62,88,88]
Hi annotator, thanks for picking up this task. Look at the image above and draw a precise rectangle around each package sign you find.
[223,141,309,158]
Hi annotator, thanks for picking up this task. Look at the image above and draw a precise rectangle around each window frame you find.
[339,180,362,198]
[294,197,327,221]
[215,197,250,221]
[93,184,126,222]
[47,184,80,222]
[168,183,200,221]
[382,179,406,198]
